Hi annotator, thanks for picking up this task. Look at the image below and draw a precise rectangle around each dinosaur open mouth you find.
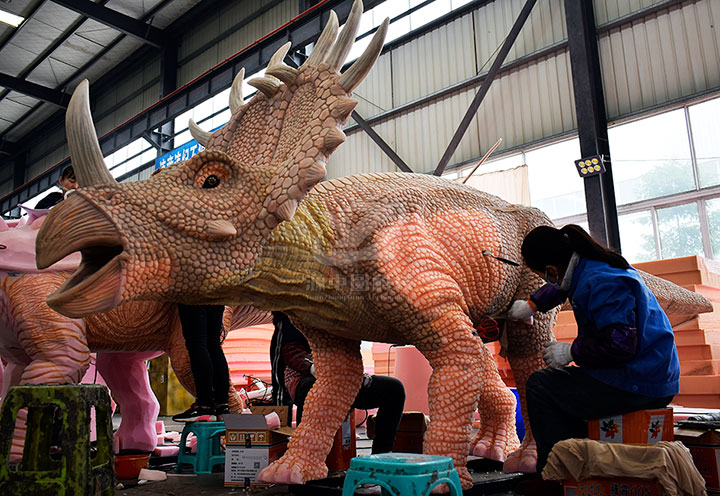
[36,193,127,317]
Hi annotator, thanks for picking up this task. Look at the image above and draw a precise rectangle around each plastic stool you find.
[0,384,115,496]
[342,453,463,496]
[176,421,226,474]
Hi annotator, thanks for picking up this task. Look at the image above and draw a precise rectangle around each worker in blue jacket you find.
[508,224,679,477]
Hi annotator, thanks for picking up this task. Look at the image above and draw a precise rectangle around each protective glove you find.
[310,363,316,377]
[508,300,536,325]
[543,341,572,368]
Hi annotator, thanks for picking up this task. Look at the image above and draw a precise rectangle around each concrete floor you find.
[115,416,529,495]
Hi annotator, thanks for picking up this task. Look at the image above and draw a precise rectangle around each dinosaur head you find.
[36,0,388,318]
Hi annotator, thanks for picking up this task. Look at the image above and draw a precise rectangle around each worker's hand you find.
[310,363,316,377]
[508,300,535,325]
[543,341,572,368]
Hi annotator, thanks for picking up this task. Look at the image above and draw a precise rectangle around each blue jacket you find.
[568,258,680,398]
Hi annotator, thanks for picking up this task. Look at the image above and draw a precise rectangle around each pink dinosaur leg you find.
[96,351,161,452]
[470,344,520,462]
[419,309,485,491]
[8,273,91,461]
[258,331,363,485]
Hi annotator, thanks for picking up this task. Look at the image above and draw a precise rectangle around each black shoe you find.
[172,404,216,422]
[215,404,230,420]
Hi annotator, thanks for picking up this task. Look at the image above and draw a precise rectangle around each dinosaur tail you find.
[638,270,713,326]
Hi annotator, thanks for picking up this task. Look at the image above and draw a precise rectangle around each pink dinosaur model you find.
[34,1,710,488]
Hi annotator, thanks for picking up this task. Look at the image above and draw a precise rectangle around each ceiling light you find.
[0,9,23,28]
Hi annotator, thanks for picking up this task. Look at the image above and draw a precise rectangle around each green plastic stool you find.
[0,384,115,496]
[176,421,226,474]
[342,453,463,496]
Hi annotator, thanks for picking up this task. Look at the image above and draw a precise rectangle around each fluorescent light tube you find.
[0,9,23,28]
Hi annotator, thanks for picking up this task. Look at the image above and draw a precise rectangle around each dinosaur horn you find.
[339,17,388,92]
[248,77,281,98]
[265,42,298,85]
[229,68,245,113]
[66,80,117,188]
[302,10,339,68]
[327,0,363,71]
[189,119,212,147]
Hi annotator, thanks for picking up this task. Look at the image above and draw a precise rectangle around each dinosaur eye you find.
[203,175,220,189]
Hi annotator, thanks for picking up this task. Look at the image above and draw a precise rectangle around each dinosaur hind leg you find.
[471,344,520,462]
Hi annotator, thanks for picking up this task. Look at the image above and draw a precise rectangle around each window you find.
[657,202,703,259]
[609,110,695,205]
[526,138,586,219]
[706,197,720,259]
[689,98,720,188]
[618,210,656,263]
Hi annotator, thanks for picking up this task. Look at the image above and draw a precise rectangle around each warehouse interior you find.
[0,0,719,495]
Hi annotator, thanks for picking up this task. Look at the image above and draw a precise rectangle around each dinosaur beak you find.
[36,193,127,317]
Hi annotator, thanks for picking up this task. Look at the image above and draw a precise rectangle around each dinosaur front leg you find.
[258,331,363,485]
[420,310,485,491]
[96,351,161,452]
[471,344,520,462]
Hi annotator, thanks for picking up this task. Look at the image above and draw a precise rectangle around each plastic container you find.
[114,453,150,479]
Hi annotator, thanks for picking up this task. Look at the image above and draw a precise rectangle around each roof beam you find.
[0,73,69,107]
[51,0,164,47]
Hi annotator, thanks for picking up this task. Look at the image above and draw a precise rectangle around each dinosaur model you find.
[35,1,711,488]
[0,212,249,459]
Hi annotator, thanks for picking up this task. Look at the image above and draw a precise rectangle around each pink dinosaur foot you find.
[503,444,537,473]
[471,422,521,462]
[257,453,328,485]
[430,466,472,493]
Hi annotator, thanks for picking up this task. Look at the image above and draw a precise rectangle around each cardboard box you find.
[563,477,661,496]
[368,412,427,454]
[674,427,720,490]
[326,409,356,472]
[224,406,293,487]
[588,408,673,445]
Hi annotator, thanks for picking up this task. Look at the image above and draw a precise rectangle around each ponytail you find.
[560,225,629,269]
[521,224,629,272]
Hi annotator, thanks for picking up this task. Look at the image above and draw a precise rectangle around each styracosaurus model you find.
[35,0,711,488]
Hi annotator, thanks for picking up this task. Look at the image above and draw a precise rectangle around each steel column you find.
[564,0,620,251]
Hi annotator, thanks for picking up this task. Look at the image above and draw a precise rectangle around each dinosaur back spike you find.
[203,1,386,226]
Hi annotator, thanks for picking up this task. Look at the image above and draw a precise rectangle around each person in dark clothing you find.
[508,224,679,476]
[36,165,78,209]
[172,304,231,422]
[270,312,405,454]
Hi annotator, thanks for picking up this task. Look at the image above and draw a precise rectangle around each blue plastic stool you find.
[342,453,463,496]
[175,421,226,474]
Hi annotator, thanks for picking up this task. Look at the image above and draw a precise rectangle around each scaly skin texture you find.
[35,3,711,488]
[0,269,245,459]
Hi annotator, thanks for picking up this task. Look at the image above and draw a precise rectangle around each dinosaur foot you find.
[430,466,472,493]
[257,453,328,485]
[503,444,537,474]
[471,423,521,462]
